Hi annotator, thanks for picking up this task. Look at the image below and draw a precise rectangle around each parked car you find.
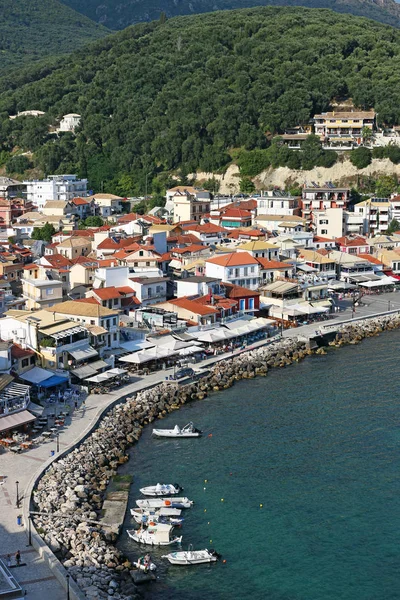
[173,367,195,380]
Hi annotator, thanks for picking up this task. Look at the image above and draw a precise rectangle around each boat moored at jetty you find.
[162,548,221,565]
[127,522,182,546]
[152,422,202,438]
[130,507,184,526]
[139,483,182,496]
[136,497,193,509]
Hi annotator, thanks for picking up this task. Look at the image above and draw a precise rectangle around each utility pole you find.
[16,481,20,508]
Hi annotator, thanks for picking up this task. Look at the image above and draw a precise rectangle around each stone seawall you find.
[31,314,400,599]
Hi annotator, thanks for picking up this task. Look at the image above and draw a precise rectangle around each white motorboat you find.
[152,422,202,438]
[127,523,182,546]
[131,507,184,526]
[139,483,182,496]
[136,497,193,509]
[162,548,221,565]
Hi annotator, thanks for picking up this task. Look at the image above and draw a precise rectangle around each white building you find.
[205,252,260,290]
[58,114,81,133]
[256,191,299,216]
[24,175,87,211]
[354,198,390,236]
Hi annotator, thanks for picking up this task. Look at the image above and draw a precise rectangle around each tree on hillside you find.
[387,219,400,234]
[239,178,255,194]
[375,175,398,198]
[350,147,372,169]
[31,223,56,242]
[82,216,104,228]
[6,154,32,174]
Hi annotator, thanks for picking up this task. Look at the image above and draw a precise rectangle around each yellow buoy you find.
[204,509,207,512]
[204,487,206,490]
[210,540,212,543]
[221,498,224,502]
[260,504,263,508]
[204,479,208,483]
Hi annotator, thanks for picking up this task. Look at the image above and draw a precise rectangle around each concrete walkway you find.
[1,289,400,597]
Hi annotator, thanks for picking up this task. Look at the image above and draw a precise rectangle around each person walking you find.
[6,554,11,567]
[15,550,21,566]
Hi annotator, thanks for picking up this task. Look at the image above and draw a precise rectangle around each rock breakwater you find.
[31,314,400,599]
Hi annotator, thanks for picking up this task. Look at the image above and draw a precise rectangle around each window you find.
[244,267,248,276]
[46,288,54,295]
[239,299,245,311]
[112,318,117,326]
[249,298,254,310]
[30,356,35,365]
[139,250,143,256]
[113,333,117,341]
[22,358,29,368]
[253,279,257,285]
[113,298,118,305]
[250,266,255,273]
[321,229,328,235]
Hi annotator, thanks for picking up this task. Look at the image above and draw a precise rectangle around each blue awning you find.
[40,375,69,388]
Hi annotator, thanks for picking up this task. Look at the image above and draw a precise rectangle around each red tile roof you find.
[313,235,335,242]
[224,282,260,298]
[172,244,206,255]
[23,263,39,270]
[11,344,35,359]
[357,254,383,265]
[92,287,123,300]
[206,252,258,267]
[44,254,72,268]
[74,297,100,305]
[220,208,252,219]
[170,297,218,315]
[335,236,368,247]
[188,223,227,234]
[116,286,135,294]
[71,197,89,206]
[97,237,138,250]
[222,199,257,211]
[121,296,141,307]
[256,258,289,270]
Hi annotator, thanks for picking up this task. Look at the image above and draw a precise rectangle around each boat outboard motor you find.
[174,483,182,492]
[209,549,222,560]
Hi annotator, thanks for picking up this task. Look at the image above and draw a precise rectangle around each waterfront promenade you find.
[1,289,399,598]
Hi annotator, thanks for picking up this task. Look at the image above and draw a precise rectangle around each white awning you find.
[69,346,98,362]
[119,340,155,352]
[50,325,87,340]
[20,367,55,385]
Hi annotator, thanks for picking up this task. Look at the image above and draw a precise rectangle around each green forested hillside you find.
[61,0,400,29]
[0,0,110,72]
[1,6,400,193]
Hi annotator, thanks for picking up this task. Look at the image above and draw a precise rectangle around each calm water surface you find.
[117,331,400,600]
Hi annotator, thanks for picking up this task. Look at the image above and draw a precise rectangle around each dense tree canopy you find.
[0,0,109,73]
[2,7,400,192]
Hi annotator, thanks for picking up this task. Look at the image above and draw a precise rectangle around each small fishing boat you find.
[136,497,193,509]
[127,522,182,546]
[152,422,202,438]
[139,483,182,496]
[131,507,184,526]
[162,547,221,565]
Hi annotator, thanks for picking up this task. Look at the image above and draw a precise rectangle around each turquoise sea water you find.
[117,331,400,600]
